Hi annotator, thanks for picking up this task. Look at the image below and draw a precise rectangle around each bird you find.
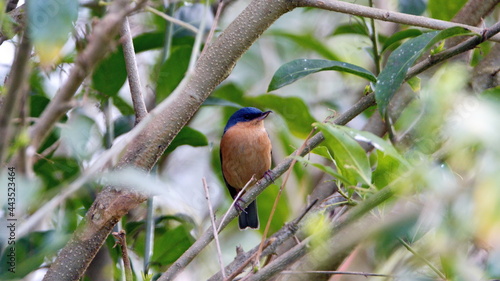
[220,107,272,229]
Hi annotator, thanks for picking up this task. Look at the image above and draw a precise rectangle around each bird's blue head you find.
[223,107,271,133]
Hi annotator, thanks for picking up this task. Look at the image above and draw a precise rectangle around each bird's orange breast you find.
[221,121,272,190]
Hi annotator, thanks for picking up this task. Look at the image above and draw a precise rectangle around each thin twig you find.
[188,1,209,71]
[200,0,225,58]
[255,127,318,267]
[202,178,226,279]
[217,175,257,233]
[112,230,133,281]
[368,0,381,75]
[144,198,154,274]
[145,5,198,34]
[398,238,446,280]
[281,270,396,278]
[223,240,273,281]
[211,200,318,281]
[121,17,148,123]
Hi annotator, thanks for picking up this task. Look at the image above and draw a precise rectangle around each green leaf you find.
[92,48,127,97]
[248,94,317,138]
[28,0,78,66]
[331,21,369,37]
[270,30,340,61]
[258,181,289,234]
[381,29,423,53]
[92,32,171,97]
[112,96,135,116]
[0,230,68,279]
[399,0,426,16]
[333,125,407,164]
[152,225,194,265]
[165,126,208,153]
[156,46,192,103]
[203,97,242,108]
[375,27,472,117]
[294,156,351,184]
[407,76,421,92]
[30,95,50,118]
[268,59,376,92]
[311,145,331,159]
[372,150,405,190]
[428,0,468,21]
[315,123,371,186]
[112,115,135,138]
[34,157,80,190]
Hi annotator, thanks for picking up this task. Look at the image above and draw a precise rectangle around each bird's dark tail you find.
[238,200,258,229]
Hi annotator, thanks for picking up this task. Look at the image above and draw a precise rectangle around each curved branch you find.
[296,0,500,43]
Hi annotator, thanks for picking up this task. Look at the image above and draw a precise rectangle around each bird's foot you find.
[234,197,247,214]
[262,169,274,183]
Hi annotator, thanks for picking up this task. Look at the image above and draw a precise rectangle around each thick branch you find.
[296,0,500,43]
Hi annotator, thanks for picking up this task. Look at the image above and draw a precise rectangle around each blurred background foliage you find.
[1,0,500,280]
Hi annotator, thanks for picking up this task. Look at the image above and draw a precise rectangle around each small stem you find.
[144,197,154,274]
[112,230,133,281]
[281,270,396,278]
[121,17,148,123]
[145,5,198,34]
[255,127,317,267]
[188,1,209,71]
[200,0,225,58]
[160,3,176,63]
[202,178,226,279]
[368,0,381,75]
[398,238,446,280]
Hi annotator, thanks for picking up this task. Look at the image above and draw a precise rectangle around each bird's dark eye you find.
[244,114,251,119]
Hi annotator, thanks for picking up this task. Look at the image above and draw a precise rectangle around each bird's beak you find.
[257,111,272,121]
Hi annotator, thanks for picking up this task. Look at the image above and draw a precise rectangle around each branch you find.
[121,17,148,123]
[112,230,133,281]
[0,30,31,164]
[296,0,500,43]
